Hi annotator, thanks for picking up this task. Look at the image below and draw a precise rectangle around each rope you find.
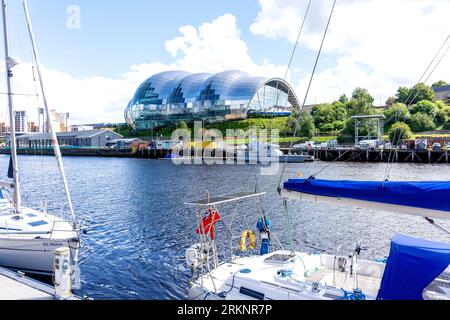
[282,198,295,254]
[247,0,312,195]
[308,149,351,179]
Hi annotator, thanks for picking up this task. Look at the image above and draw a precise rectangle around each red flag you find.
[196,208,221,239]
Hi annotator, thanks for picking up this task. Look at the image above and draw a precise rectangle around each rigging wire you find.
[251,0,311,192]
[383,34,449,166]
[270,0,312,115]
[273,0,337,257]
[243,0,313,255]
[383,35,449,183]
[277,0,337,190]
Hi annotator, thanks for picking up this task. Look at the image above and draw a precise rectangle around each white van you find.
[358,140,379,150]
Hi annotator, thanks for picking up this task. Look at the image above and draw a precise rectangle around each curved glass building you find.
[125,70,300,130]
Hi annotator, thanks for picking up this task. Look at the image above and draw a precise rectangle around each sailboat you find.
[0,0,80,277]
[185,0,450,299]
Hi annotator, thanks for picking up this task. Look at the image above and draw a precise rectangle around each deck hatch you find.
[28,220,49,227]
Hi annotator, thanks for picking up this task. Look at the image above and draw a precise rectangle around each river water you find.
[1,155,449,300]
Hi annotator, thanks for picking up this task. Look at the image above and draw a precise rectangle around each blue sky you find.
[0,0,449,124]
[14,0,297,78]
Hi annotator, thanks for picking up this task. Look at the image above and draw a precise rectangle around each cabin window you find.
[11,216,23,221]
[28,220,49,227]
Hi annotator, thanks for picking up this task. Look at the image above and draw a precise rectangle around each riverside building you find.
[125,70,300,130]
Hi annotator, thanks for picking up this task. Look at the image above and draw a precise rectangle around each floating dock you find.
[0,266,80,300]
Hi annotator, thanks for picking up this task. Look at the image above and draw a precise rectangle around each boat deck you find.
[0,266,80,300]
[190,250,385,300]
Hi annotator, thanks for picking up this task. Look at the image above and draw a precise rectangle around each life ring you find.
[240,230,257,252]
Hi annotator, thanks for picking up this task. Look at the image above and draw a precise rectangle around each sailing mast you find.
[22,0,75,222]
[2,0,21,212]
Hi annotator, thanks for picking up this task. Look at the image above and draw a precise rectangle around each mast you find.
[23,0,75,222]
[2,0,21,212]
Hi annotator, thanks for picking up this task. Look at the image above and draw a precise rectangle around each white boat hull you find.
[188,250,386,300]
[0,237,79,276]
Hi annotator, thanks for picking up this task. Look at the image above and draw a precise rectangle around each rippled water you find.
[1,154,449,300]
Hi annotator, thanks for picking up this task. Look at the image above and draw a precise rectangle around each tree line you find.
[288,80,450,143]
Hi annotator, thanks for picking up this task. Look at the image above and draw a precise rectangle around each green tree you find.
[445,118,450,130]
[436,100,446,110]
[395,86,410,104]
[116,124,135,137]
[396,83,435,105]
[385,96,397,107]
[312,103,347,132]
[388,122,412,145]
[339,94,349,104]
[287,110,315,138]
[383,103,410,128]
[409,113,436,132]
[351,87,374,104]
[432,80,449,88]
[346,98,376,116]
[331,120,345,131]
[435,106,450,127]
[410,100,438,118]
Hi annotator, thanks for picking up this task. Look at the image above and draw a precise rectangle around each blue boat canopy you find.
[282,178,450,218]
[377,233,450,300]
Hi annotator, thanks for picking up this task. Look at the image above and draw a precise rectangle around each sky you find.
[0,0,449,125]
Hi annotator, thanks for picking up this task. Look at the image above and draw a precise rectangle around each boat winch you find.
[257,217,272,255]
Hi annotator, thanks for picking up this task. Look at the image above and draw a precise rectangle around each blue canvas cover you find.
[283,178,450,213]
[377,234,450,300]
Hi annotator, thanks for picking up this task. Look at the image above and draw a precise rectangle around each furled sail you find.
[281,178,450,219]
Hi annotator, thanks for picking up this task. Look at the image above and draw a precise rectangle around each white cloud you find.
[0,13,288,124]
[165,14,286,77]
[0,59,169,124]
[251,0,450,104]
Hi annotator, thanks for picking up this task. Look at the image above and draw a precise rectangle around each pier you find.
[0,266,80,300]
[1,146,449,163]
[303,148,450,164]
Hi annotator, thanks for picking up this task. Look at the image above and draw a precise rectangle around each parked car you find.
[432,143,441,151]
[415,139,427,150]
[357,140,379,150]
[327,139,338,148]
